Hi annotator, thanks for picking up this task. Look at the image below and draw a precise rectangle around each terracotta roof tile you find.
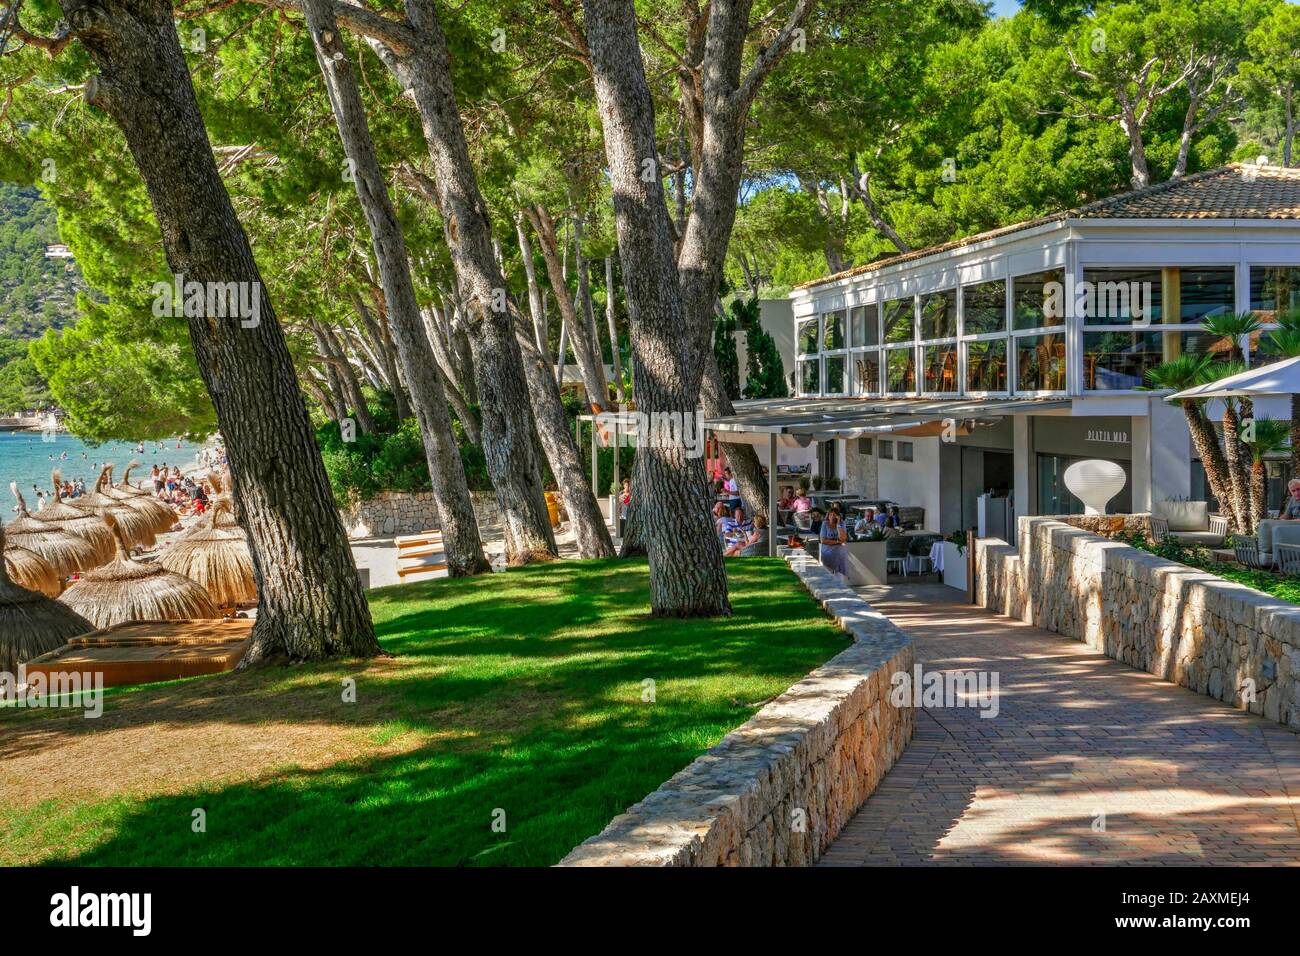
[793,164,1300,292]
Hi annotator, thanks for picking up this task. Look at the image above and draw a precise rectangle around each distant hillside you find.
[0,183,85,338]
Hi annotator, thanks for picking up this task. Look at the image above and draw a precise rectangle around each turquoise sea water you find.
[0,432,204,503]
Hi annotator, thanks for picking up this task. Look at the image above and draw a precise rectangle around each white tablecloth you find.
[929,541,944,573]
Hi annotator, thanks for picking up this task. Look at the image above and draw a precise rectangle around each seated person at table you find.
[720,505,753,540]
[778,485,797,511]
[888,505,903,528]
[819,511,848,577]
[853,508,877,536]
[792,488,813,512]
[807,507,824,534]
[873,508,890,528]
[726,515,769,557]
[712,501,729,538]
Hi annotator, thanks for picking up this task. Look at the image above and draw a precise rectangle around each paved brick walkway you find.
[820,584,1300,866]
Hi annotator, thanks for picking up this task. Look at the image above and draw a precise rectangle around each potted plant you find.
[844,524,889,585]
[941,530,968,591]
[825,476,842,491]
[812,475,824,491]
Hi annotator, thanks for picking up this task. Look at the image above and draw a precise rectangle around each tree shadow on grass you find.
[3,558,848,865]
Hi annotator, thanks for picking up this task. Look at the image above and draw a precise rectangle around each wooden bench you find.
[395,529,447,580]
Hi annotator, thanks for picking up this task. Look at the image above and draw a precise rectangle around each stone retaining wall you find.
[559,552,914,866]
[341,491,498,538]
[977,516,1300,730]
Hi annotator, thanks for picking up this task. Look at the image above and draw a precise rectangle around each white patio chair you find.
[1277,542,1300,576]
[1233,536,1272,570]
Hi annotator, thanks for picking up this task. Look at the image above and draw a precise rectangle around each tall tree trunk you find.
[316,319,376,433]
[525,204,609,410]
[516,211,549,359]
[367,3,557,563]
[1222,402,1252,532]
[352,291,407,418]
[64,0,380,661]
[303,0,489,575]
[1286,82,1295,169]
[308,323,348,422]
[604,256,625,403]
[303,375,342,422]
[584,0,729,616]
[1180,402,1232,519]
[512,307,616,558]
[1119,107,1152,189]
[574,213,611,403]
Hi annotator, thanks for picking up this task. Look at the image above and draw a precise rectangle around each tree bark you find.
[583,0,730,616]
[516,211,549,359]
[367,1,557,563]
[316,319,376,433]
[63,0,380,661]
[303,0,489,575]
[1286,82,1295,169]
[512,306,616,558]
[1221,402,1252,532]
[351,290,406,418]
[1180,402,1233,530]
[525,203,609,409]
[604,255,625,403]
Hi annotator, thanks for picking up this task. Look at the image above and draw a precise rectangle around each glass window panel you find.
[1251,266,1300,321]
[1178,268,1235,323]
[965,338,1008,392]
[853,352,881,396]
[879,439,893,460]
[850,304,879,348]
[922,343,959,393]
[1083,329,1231,390]
[898,442,914,462]
[1013,268,1065,330]
[963,279,1007,335]
[823,355,846,394]
[800,358,820,394]
[885,348,916,392]
[797,318,819,355]
[1080,267,1162,325]
[920,289,957,340]
[1015,332,1067,392]
[882,298,914,343]
[822,310,845,350]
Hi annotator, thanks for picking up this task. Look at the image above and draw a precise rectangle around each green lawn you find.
[1127,534,1300,604]
[0,558,845,866]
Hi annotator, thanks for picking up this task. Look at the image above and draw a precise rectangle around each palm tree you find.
[1144,355,1242,530]
[1242,417,1291,527]
[1204,359,1253,534]
[1203,311,1262,364]
[1260,309,1300,480]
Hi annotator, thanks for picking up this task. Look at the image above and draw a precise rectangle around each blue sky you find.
[989,0,1021,15]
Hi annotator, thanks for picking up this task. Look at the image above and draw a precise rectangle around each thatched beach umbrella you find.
[160,501,256,607]
[6,484,101,576]
[4,545,61,598]
[70,467,158,549]
[35,470,116,565]
[59,513,219,630]
[0,523,93,675]
[110,461,176,533]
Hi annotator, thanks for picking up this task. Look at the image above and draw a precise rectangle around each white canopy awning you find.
[1170,355,1300,401]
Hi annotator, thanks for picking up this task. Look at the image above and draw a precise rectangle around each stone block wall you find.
[341,491,499,538]
[977,516,1300,730]
[559,552,914,866]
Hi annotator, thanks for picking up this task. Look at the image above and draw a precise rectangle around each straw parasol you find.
[110,461,177,533]
[4,545,61,597]
[35,470,117,565]
[58,513,219,630]
[0,522,93,675]
[69,467,159,549]
[159,500,256,607]
[6,484,101,576]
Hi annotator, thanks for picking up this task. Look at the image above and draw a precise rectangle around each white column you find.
[1013,414,1033,523]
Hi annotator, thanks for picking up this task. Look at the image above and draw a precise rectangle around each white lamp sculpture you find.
[1063,459,1126,515]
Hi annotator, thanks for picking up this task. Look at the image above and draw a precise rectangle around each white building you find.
[705,164,1300,536]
